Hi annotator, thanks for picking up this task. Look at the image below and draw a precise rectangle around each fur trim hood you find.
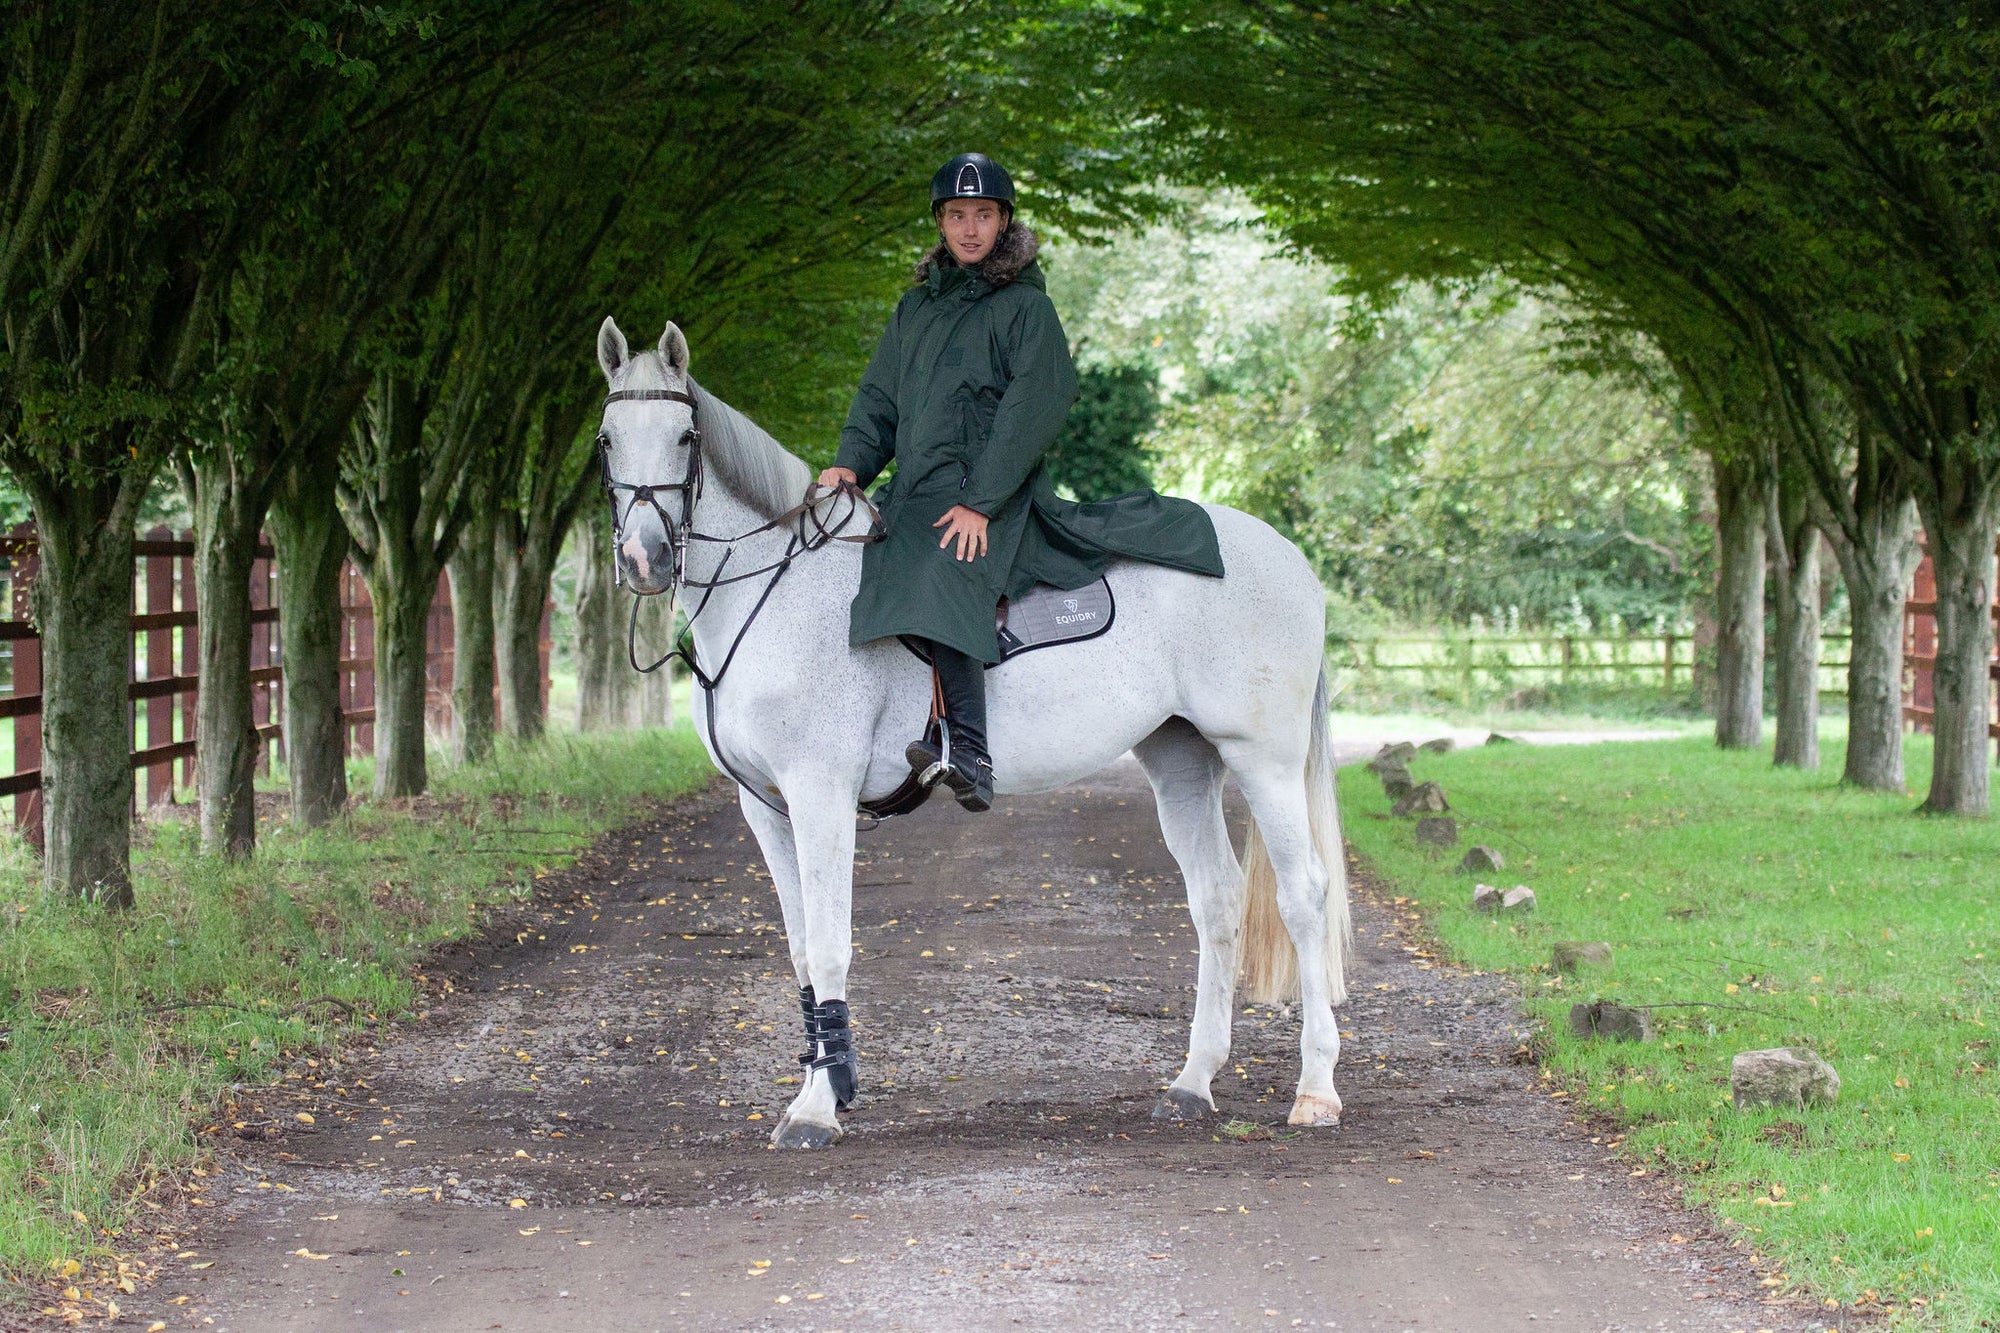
[913,223,1041,289]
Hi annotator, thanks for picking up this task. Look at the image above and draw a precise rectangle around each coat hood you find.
[913,223,1041,290]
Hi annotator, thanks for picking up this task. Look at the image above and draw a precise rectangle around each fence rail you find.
[1334,632,1854,697]
[0,524,551,845]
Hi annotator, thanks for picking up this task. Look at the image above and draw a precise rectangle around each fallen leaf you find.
[189,1261,214,1270]
[509,1199,528,1209]
[295,1113,315,1125]
[293,1248,330,1260]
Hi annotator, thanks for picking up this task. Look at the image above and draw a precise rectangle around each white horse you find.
[593,318,1350,1149]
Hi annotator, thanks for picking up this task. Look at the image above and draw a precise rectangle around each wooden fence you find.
[1901,539,2000,751]
[0,525,551,845]
[1336,632,1853,698]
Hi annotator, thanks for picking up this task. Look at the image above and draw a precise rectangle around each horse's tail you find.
[1239,666,1351,1007]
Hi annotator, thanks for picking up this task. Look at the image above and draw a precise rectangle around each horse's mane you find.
[617,351,814,520]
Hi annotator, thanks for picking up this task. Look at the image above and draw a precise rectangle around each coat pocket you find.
[956,385,1002,459]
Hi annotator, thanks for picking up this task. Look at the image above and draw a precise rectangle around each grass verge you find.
[1338,734,1998,1330]
[0,726,712,1297]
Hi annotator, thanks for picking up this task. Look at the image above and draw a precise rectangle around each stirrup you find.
[905,736,942,779]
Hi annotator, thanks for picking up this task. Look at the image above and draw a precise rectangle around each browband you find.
[603,388,698,407]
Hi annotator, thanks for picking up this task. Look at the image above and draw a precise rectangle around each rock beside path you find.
[1472,884,1503,913]
[1374,741,1418,764]
[1732,1047,1841,1109]
[1501,886,1537,913]
[1419,737,1455,754]
[1460,844,1503,874]
[1392,782,1450,816]
[1569,1002,1652,1043]
[1415,815,1458,848]
[1552,940,1613,973]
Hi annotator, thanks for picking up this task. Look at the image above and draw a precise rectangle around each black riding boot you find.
[905,641,993,812]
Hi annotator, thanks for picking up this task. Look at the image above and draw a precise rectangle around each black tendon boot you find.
[922,642,992,811]
[805,996,858,1109]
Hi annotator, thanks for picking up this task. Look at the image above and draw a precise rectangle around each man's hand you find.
[817,466,858,491]
[934,504,989,561]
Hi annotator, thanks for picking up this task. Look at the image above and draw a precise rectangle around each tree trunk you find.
[189,476,262,858]
[1768,468,1821,769]
[1916,488,2000,815]
[30,481,143,906]
[369,561,434,797]
[448,508,497,765]
[574,504,628,732]
[1829,493,1919,792]
[495,523,553,742]
[269,451,351,826]
[1712,455,1769,749]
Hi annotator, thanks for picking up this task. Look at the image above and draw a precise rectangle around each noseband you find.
[596,387,704,590]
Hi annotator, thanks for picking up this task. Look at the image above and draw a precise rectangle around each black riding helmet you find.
[930,152,1015,216]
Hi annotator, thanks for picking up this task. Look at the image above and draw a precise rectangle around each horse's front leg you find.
[735,788,819,1075]
[757,772,862,1149]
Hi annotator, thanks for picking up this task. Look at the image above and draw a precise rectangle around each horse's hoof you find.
[1287,1093,1343,1127]
[1151,1088,1213,1122]
[772,1116,842,1150]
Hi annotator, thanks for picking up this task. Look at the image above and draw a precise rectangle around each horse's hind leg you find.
[1134,719,1242,1122]
[1221,745,1344,1127]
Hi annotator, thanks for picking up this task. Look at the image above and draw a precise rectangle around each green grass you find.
[1339,734,2000,1328]
[0,726,713,1292]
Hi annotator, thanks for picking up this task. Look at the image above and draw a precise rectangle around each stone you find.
[1375,741,1418,764]
[1382,775,1416,803]
[1420,736,1455,754]
[1367,756,1413,784]
[1568,1001,1652,1042]
[1485,731,1517,745]
[1460,844,1504,874]
[1501,886,1537,913]
[1391,781,1450,817]
[1731,1047,1841,1110]
[1415,815,1458,847]
[1552,940,1614,973]
[1472,884,1503,913]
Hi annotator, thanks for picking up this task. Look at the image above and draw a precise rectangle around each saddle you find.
[899,575,1116,669]
[859,577,1117,823]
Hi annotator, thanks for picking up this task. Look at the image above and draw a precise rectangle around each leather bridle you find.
[597,387,705,590]
[595,384,883,820]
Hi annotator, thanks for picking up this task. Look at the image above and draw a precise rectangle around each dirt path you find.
[164,762,1830,1333]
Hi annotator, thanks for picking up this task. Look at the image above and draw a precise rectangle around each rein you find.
[597,385,882,820]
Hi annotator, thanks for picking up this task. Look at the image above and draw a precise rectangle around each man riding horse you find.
[817,153,1224,811]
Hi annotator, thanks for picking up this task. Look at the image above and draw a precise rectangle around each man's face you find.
[939,199,1005,265]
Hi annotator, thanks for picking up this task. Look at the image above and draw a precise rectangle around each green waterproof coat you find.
[835,226,1225,663]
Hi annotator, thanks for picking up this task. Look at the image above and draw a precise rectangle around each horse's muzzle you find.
[617,525,674,595]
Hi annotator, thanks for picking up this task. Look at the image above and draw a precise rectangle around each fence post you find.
[10,524,41,847]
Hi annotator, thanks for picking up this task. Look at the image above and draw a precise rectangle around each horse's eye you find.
[680,429,698,448]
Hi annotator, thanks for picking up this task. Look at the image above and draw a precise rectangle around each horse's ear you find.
[659,321,690,375]
[597,316,629,384]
